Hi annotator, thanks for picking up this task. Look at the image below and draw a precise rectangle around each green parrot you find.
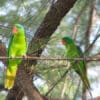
[61,37,90,91]
[5,24,27,89]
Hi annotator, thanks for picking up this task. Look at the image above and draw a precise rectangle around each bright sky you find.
[88,66,100,98]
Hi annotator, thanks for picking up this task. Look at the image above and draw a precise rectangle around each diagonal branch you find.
[72,1,88,39]
[45,67,72,96]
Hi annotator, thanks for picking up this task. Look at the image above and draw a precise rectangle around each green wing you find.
[73,46,90,90]
[7,35,14,56]
[7,35,14,65]
[76,46,86,72]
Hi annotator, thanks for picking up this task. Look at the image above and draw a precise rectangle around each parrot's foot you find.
[22,54,27,59]
[10,56,15,58]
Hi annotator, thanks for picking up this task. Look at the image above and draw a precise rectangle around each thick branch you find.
[0,40,7,66]
[28,0,77,58]
[7,66,43,100]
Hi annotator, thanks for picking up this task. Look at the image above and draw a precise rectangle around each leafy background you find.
[0,0,100,99]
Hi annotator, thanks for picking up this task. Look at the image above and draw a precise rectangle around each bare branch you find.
[72,1,88,39]
[0,56,99,61]
[84,34,100,54]
[45,66,71,96]
[84,0,96,55]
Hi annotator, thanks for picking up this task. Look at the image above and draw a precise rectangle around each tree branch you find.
[0,40,7,66]
[83,1,95,100]
[72,1,88,39]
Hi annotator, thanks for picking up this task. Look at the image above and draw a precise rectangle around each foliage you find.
[0,0,100,99]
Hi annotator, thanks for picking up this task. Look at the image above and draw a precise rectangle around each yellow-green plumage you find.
[5,24,27,89]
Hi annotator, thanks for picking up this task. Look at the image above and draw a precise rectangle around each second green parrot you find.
[61,37,90,90]
[5,24,27,89]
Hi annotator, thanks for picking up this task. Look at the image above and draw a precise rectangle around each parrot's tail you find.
[81,74,93,98]
[5,68,17,90]
[81,74,90,89]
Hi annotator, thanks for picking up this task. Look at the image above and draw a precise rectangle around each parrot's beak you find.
[12,27,18,34]
[61,40,66,45]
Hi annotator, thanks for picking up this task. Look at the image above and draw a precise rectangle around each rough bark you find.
[0,40,7,90]
[7,66,43,100]
[5,0,77,100]
[0,40,7,66]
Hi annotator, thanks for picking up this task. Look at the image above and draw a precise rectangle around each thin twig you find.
[45,66,71,96]
[84,34,100,54]
[72,0,88,39]
[0,56,99,61]
[73,80,81,100]
[0,24,12,29]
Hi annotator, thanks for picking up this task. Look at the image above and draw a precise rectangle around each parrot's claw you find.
[10,56,15,58]
[22,55,27,59]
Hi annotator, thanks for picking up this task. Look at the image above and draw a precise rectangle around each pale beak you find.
[61,40,66,45]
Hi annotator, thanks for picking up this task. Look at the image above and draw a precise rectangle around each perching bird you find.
[61,37,90,90]
[5,24,27,89]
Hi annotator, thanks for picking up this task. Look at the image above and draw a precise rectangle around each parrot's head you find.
[62,37,73,46]
[12,24,25,35]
